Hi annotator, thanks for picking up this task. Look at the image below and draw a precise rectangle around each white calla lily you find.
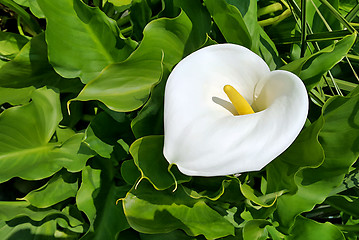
[163,44,308,177]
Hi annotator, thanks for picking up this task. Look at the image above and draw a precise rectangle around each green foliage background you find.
[0,0,359,239]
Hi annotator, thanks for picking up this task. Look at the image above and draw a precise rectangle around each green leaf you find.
[0,33,66,88]
[269,90,359,231]
[280,33,356,89]
[0,201,60,221]
[130,0,152,40]
[240,183,283,208]
[37,0,135,83]
[0,219,59,239]
[226,0,281,69]
[0,31,29,60]
[107,0,131,7]
[0,200,84,224]
[129,135,190,190]
[266,117,325,230]
[258,27,281,70]
[76,165,101,227]
[57,205,86,234]
[82,184,130,239]
[12,0,29,6]
[121,159,141,185]
[140,230,196,240]
[226,0,259,51]
[288,216,344,240]
[76,158,130,239]
[174,0,212,54]
[326,195,359,218]
[130,70,167,138]
[28,0,45,18]
[0,86,35,105]
[84,125,114,158]
[21,170,78,208]
[13,0,46,18]
[267,116,324,193]
[73,11,192,112]
[122,180,235,239]
[87,111,133,145]
[0,202,84,239]
[242,220,271,240]
[204,0,252,49]
[0,87,89,183]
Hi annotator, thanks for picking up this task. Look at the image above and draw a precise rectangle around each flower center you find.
[223,85,254,115]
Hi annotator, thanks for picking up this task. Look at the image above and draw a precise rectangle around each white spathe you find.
[163,44,308,176]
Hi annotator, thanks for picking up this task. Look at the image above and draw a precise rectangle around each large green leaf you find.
[0,87,90,183]
[288,216,344,240]
[123,180,235,239]
[267,117,324,193]
[73,11,192,112]
[37,0,135,83]
[129,135,191,190]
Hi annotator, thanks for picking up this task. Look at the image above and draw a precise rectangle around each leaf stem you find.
[117,13,130,26]
[120,26,133,37]
[300,0,307,57]
[345,3,359,22]
[318,0,356,33]
[304,205,339,219]
[334,224,359,232]
[272,30,353,44]
[258,9,291,27]
[257,3,283,17]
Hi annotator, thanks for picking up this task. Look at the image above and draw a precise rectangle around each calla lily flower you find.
[163,44,308,177]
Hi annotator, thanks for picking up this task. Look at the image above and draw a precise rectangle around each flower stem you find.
[120,26,133,37]
[257,3,283,17]
[258,9,291,27]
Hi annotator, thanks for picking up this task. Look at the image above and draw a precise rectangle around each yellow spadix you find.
[223,85,254,115]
